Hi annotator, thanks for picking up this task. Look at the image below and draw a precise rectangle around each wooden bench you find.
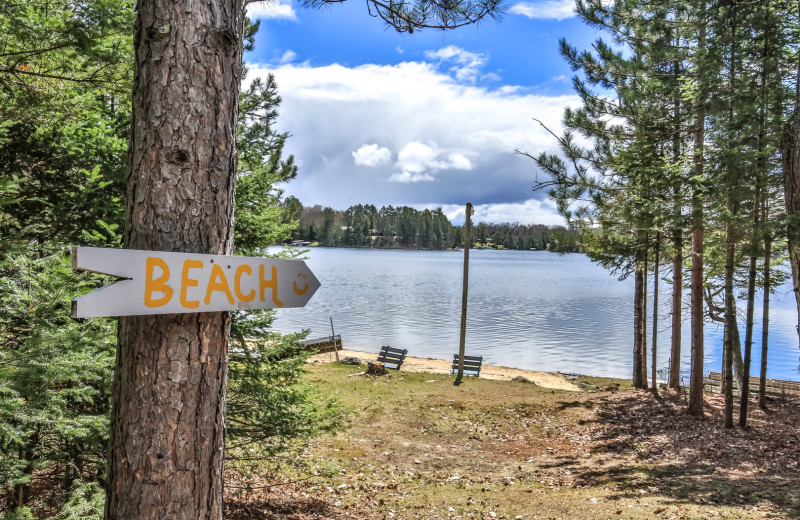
[377,346,407,370]
[704,371,800,396]
[452,354,483,377]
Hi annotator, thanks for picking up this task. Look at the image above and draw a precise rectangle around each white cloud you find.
[389,171,435,183]
[438,199,566,226]
[353,144,392,166]
[279,50,298,64]
[244,58,579,224]
[246,0,298,21]
[392,141,474,182]
[424,45,490,84]
[509,0,576,21]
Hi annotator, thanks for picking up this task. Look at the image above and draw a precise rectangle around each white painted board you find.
[71,246,320,318]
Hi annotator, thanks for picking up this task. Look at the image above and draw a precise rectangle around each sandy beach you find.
[307,348,582,391]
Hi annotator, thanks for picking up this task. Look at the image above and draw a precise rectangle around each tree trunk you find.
[723,230,736,429]
[652,236,660,394]
[633,260,645,389]
[641,246,648,389]
[106,1,244,518]
[758,237,772,410]
[688,110,706,417]
[782,1,800,351]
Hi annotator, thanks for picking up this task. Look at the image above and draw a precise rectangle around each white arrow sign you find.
[71,246,320,318]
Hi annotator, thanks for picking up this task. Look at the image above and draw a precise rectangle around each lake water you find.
[271,247,800,381]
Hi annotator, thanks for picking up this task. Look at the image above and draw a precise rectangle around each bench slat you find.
[377,345,407,370]
[452,354,483,377]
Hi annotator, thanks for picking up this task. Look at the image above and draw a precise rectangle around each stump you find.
[366,361,387,376]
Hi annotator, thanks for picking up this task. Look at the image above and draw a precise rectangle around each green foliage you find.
[49,481,104,520]
[226,316,348,470]
[0,248,116,503]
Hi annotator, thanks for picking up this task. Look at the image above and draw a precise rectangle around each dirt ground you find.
[224,359,800,520]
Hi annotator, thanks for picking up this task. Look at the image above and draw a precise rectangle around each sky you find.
[244,0,604,225]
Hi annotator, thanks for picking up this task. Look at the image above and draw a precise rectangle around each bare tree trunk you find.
[633,260,645,389]
[106,0,244,518]
[758,237,772,410]
[782,1,800,351]
[641,246,649,389]
[652,236,660,394]
[689,104,706,417]
[723,234,736,429]
[670,215,683,389]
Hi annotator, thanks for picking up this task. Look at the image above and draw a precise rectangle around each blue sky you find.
[245,0,603,225]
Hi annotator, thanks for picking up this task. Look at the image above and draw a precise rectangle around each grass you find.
[262,361,800,520]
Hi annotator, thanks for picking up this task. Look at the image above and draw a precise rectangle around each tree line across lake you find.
[293,203,581,252]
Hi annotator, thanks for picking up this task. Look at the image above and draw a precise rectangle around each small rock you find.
[339,356,362,365]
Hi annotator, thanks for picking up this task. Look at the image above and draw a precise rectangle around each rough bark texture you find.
[782,109,800,348]
[651,239,659,394]
[758,238,772,410]
[632,261,645,389]
[669,228,682,389]
[106,0,244,518]
[688,120,705,417]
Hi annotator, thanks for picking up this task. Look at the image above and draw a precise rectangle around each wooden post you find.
[330,316,339,361]
[455,202,473,386]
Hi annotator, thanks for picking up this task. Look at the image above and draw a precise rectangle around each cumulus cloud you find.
[353,144,392,166]
[509,0,576,21]
[424,45,490,84]
[390,142,474,183]
[245,54,579,224]
[438,199,566,226]
[246,0,298,21]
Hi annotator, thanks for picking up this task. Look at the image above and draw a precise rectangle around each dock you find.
[299,334,342,353]
[705,371,800,396]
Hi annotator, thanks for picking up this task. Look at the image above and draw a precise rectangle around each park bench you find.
[704,371,800,397]
[377,346,407,370]
[452,354,483,377]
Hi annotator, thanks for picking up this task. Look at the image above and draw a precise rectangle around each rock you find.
[512,375,534,384]
[339,356,362,366]
[366,361,387,376]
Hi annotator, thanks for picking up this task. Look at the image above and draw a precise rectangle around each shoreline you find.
[307,347,583,391]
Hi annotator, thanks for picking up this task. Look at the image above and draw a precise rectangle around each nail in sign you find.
[71,246,321,318]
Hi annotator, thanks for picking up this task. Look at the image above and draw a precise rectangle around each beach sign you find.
[71,246,320,318]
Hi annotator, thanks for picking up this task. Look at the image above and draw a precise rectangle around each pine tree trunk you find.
[723,231,736,428]
[641,247,648,389]
[782,2,800,351]
[758,237,772,410]
[652,237,660,394]
[688,1,707,418]
[106,0,244,518]
[633,260,645,389]
[670,225,683,389]
[688,110,706,416]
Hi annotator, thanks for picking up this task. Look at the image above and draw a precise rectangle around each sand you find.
[307,348,582,391]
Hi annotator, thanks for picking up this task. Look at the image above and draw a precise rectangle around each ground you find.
[224,357,800,520]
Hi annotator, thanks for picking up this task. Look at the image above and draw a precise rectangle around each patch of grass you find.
[286,363,799,519]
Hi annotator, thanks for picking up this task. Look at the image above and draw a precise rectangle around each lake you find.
[271,247,800,381]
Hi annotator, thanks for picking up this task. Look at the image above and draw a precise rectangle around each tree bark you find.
[633,260,645,389]
[652,236,660,394]
[641,246,648,389]
[688,1,706,418]
[670,224,682,389]
[782,1,800,351]
[758,237,772,410]
[106,0,244,518]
